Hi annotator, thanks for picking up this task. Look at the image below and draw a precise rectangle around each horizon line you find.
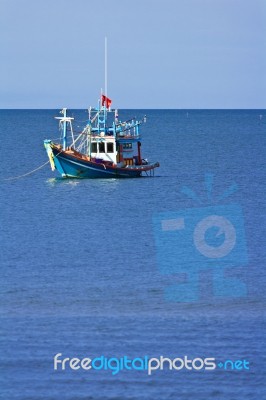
[0,107,265,111]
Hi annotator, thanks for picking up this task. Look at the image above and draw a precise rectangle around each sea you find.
[0,109,265,399]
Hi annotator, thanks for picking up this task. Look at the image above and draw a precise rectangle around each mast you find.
[105,37,107,102]
[55,108,74,151]
[103,37,108,132]
[62,108,67,150]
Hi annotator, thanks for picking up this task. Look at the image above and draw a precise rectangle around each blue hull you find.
[45,142,159,179]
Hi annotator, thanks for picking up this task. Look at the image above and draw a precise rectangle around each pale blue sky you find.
[0,0,265,108]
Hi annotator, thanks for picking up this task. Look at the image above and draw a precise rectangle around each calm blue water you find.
[0,109,265,399]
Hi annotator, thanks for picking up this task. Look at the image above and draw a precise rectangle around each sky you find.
[0,0,265,109]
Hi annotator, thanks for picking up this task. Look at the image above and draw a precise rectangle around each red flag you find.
[101,94,112,108]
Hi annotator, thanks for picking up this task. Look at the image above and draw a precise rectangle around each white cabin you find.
[89,135,116,164]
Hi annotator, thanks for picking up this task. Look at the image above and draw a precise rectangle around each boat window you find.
[123,143,132,149]
[99,142,105,153]
[91,142,97,153]
[107,142,114,153]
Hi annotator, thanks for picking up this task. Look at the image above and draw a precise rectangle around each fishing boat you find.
[44,95,160,179]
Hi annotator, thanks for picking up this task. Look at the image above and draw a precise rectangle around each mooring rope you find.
[2,160,50,181]
[1,143,68,181]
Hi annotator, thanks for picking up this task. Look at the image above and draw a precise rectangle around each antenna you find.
[105,37,107,98]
